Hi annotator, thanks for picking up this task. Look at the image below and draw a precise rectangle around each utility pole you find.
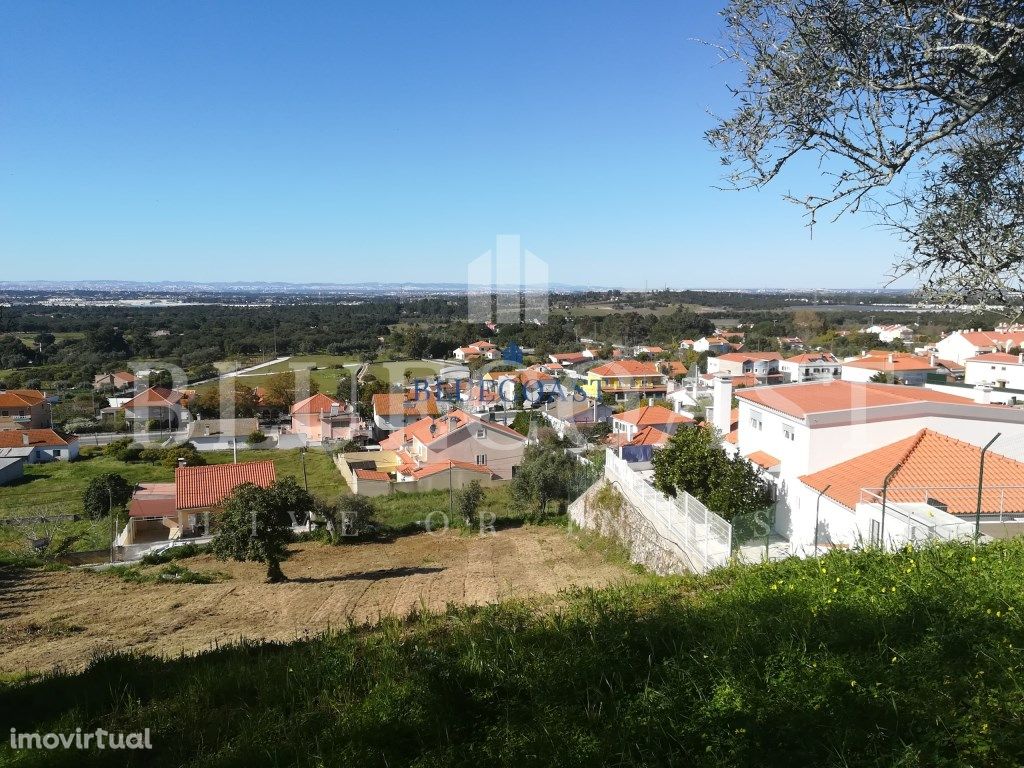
[976,433,1001,541]
[879,461,902,551]
[814,484,831,557]
[300,447,309,492]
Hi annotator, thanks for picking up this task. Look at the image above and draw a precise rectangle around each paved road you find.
[76,431,188,447]
[192,356,292,386]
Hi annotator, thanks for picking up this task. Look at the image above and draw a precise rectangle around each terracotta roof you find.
[175,460,276,510]
[291,392,343,415]
[354,468,391,482]
[936,358,965,371]
[716,352,782,363]
[958,330,1024,348]
[614,405,693,426]
[121,387,183,408]
[128,483,177,518]
[745,450,780,470]
[784,352,838,364]
[661,361,689,376]
[590,360,663,377]
[966,352,1024,365]
[638,346,665,353]
[626,426,671,446]
[0,429,75,448]
[843,354,936,372]
[723,374,760,388]
[0,389,46,407]
[800,429,1024,515]
[550,352,590,365]
[380,408,525,449]
[372,392,440,417]
[735,381,990,419]
[409,460,496,479]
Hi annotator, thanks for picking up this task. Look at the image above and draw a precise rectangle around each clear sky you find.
[0,1,912,290]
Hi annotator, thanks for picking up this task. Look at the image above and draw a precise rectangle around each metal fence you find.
[604,449,731,573]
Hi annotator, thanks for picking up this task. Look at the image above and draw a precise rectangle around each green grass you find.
[370,485,524,532]
[104,562,226,584]
[203,447,344,500]
[2,540,1023,766]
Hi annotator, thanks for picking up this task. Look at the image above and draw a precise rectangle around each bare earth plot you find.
[0,527,636,675]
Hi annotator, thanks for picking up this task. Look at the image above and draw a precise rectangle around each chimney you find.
[177,457,187,467]
[930,352,938,366]
[648,397,654,407]
[974,385,992,405]
[1019,353,1023,365]
[22,433,29,447]
[888,353,894,364]
[712,376,733,436]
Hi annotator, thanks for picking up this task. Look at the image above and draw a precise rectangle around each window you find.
[869,519,882,547]
[476,427,486,438]
[53,449,62,457]
[749,409,763,431]
[475,454,487,465]
[783,425,795,441]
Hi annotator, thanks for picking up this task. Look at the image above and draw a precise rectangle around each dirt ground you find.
[0,527,636,675]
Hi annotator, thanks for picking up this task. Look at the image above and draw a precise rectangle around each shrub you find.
[248,430,268,445]
[82,473,134,519]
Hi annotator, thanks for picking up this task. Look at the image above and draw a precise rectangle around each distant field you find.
[567,301,717,317]
[207,356,444,395]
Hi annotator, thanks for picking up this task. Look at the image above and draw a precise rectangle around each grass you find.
[2,539,1023,766]
[370,485,525,532]
[104,562,226,585]
[203,447,344,500]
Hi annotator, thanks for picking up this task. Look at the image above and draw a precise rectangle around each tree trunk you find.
[266,558,287,583]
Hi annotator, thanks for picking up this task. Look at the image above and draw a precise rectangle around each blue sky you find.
[0,1,911,289]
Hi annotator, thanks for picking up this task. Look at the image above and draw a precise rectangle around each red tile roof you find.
[614,405,693,426]
[354,468,391,482]
[590,360,662,377]
[409,460,496,479]
[291,392,343,415]
[380,409,525,448]
[716,352,782,363]
[175,460,276,510]
[372,392,440,418]
[626,426,671,446]
[800,429,1024,515]
[0,389,46,407]
[745,450,780,470]
[784,352,838,364]
[0,429,75,448]
[843,353,935,372]
[122,387,183,408]
[958,330,1024,348]
[735,381,992,419]
[966,352,1024,365]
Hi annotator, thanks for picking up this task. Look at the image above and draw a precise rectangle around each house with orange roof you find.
[935,328,1024,364]
[863,323,915,344]
[796,429,1021,550]
[0,389,51,431]
[120,387,185,429]
[119,460,277,546]
[611,405,693,442]
[338,408,526,496]
[707,351,782,383]
[452,340,500,362]
[371,392,441,433]
[0,428,78,462]
[548,351,590,366]
[93,371,137,392]
[965,352,1024,391]
[537,397,612,439]
[841,352,936,385]
[581,360,668,401]
[725,378,1024,553]
[778,352,841,383]
[290,392,367,443]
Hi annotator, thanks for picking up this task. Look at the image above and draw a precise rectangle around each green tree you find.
[709,0,1024,305]
[653,427,774,521]
[510,439,577,520]
[210,479,313,582]
[454,480,485,528]
[82,473,134,519]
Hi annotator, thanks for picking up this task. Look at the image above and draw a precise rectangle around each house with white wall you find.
[0,429,79,462]
[611,405,692,442]
[965,353,1024,391]
[863,324,915,344]
[706,352,782,383]
[692,336,733,354]
[935,329,1024,365]
[779,352,841,383]
[729,379,1024,554]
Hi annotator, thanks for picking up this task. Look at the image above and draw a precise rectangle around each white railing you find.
[604,449,731,573]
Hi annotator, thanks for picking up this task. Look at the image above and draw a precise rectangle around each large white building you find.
[727,379,1024,554]
[935,329,1024,365]
[965,352,1024,391]
[841,352,936,385]
[778,352,840,384]
[863,324,915,344]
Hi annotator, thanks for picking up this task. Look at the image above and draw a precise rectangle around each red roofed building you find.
[778,352,841,384]
[582,360,668,401]
[121,387,185,429]
[290,393,367,443]
[796,429,1024,550]
[0,389,50,431]
[965,352,1024,391]
[0,428,78,462]
[841,352,936,385]
[121,460,278,546]
[707,351,782,383]
[372,392,441,433]
[611,405,693,442]
[936,328,1024,365]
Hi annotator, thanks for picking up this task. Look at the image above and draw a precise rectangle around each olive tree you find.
[709,0,1024,307]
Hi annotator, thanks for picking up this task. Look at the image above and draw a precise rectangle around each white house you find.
[729,379,1024,554]
[0,429,79,463]
[863,324,915,344]
[965,352,1024,391]
[935,329,1024,365]
[692,336,734,354]
[779,352,841,383]
[706,352,782,383]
